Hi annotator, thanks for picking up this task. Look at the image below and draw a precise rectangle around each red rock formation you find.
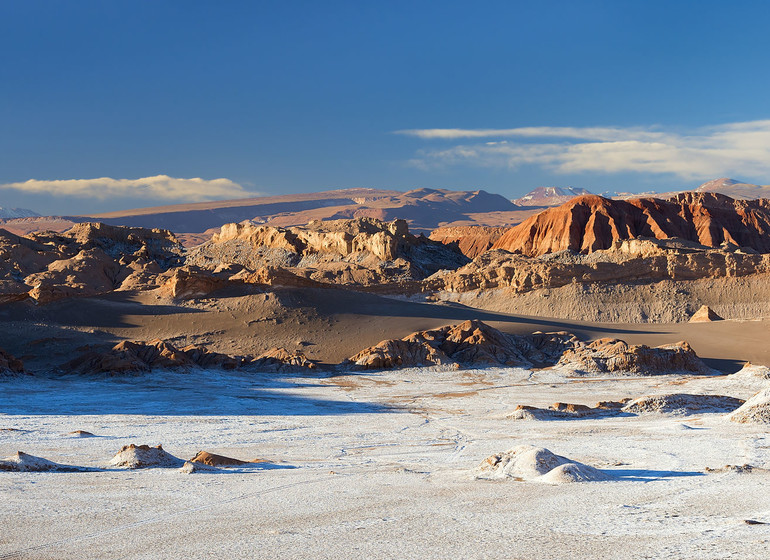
[429,226,508,258]
[189,451,249,467]
[492,192,770,256]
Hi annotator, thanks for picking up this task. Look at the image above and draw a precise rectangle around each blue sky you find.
[2,1,770,214]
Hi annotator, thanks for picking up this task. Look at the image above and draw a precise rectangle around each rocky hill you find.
[186,217,468,287]
[0,223,182,304]
[492,192,770,257]
[346,319,708,374]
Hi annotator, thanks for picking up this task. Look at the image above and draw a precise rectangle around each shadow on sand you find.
[607,468,706,482]
[0,369,395,417]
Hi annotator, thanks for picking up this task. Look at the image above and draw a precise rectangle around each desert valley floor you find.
[2,348,770,559]
[2,188,770,559]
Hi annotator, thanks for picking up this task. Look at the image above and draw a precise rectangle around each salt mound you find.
[689,305,723,322]
[179,460,219,474]
[476,445,570,480]
[729,363,770,380]
[109,444,184,469]
[538,462,614,484]
[728,388,770,424]
[476,445,610,483]
[68,430,96,437]
[190,451,249,467]
[622,393,744,415]
[0,451,86,472]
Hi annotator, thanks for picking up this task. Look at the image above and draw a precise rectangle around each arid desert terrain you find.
[2,184,770,559]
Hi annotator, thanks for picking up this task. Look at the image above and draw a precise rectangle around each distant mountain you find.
[0,207,39,219]
[512,186,593,207]
[695,177,770,199]
[79,187,528,236]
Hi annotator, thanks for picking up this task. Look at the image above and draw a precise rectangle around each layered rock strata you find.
[427,238,770,294]
[492,192,770,256]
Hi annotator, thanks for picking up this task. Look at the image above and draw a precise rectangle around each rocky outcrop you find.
[492,192,770,257]
[346,320,710,375]
[61,339,243,375]
[689,305,723,322]
[158,267,231,300]
[427,238,770,294]
[346,320,532,369]
[25,248,121,304]
[60,339,315,375]
[429,226,508,258]
[555,338,710,376]
[188,217,468,287]
[508,400,629,420]
[0,223,183,304]
[621,393,744,414]
[252,347,316,370]
[234,266,330,290]
[509,393,742,419]
[213,218,412,260]
[0,347,26,376]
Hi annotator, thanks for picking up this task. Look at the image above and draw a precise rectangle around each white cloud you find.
[0,175,256,201]
[400,120,770,180]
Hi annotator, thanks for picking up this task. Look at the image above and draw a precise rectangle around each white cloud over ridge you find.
[0,175,255,201]
[400,120,770,180]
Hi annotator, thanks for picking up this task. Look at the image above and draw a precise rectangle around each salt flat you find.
[1,367,769,559]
